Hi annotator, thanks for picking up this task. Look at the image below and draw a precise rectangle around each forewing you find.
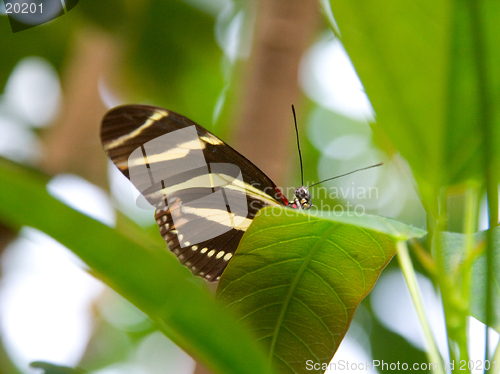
[100,105,288,281]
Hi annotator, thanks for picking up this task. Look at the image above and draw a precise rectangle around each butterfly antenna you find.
[292,104,304,186]
[307,162,384,188]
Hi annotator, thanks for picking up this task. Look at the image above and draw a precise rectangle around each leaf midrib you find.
[268,223,340,363]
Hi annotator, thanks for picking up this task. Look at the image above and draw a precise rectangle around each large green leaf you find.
[217,206,425,374]
[326,0,500,204]
[436,229,500,332]
[0,159,276,374]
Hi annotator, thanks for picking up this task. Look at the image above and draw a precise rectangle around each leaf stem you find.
[491,339,500,374]
[408,238,437,276]
[435,190,461,371]
[435,190,471,373]
[397,240,444,374]
[467,0,498,368]
[462,185,479,310]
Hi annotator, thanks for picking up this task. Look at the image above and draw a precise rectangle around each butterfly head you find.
[292,186,312,210]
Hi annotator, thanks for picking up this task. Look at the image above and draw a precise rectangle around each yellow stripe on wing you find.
[104,109,169,150]
[180,206,253,230]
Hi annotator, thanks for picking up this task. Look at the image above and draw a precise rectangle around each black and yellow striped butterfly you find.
[100,105,312,282]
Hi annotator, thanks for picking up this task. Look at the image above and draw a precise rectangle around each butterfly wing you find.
[101,104,289,281]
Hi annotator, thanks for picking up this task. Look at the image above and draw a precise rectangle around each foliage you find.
[326,0,500,372]
[218,207,423,373]
[0,0,499,374]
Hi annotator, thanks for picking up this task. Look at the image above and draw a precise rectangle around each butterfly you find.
[100,105,313,282]
[100,105,381,282]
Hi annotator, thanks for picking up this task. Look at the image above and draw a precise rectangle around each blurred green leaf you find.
[436,229,500,332]
[78,317,133,371]
[217,206,424,374]
[369,311,430,373]
[65,0,80,13]
[0,331,23,374]
[76,0,126,32]
[122,0,223,124]
[327,0,500,207]
[30,361,85,374]
[0,14,71,90]
[0,159,276,374]
[0,0,224,132]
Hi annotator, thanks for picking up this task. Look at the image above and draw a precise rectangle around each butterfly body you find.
[101,105,310,281]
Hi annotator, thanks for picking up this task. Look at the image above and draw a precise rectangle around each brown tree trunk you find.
[195,1,320,373]
[233,0,320,186]
[41,28,116,188]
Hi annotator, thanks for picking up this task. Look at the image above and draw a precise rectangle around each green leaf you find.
[0,14,70,90]
[369,308,431,374]
[30,361,86,374]
[327,1,500,204]
[0,159,276,374]
[436,229,500,332]
[76,0,127,32]
[217,206,424,374]
[122,0,223,124]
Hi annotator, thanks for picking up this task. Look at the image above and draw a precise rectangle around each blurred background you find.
[0,0,494,373]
